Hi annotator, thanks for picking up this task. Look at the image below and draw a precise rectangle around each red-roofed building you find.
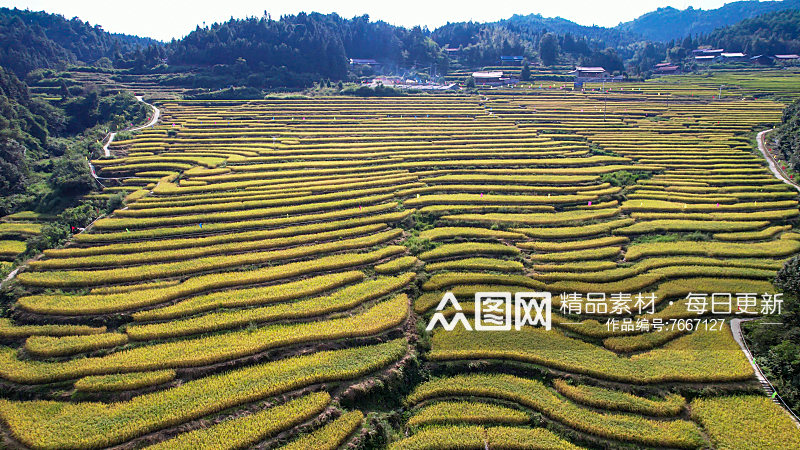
[653,63,681,75]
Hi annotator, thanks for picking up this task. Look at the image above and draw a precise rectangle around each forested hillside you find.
[0,66,148,222]
[164,7,800,84]
[6,3,800,89]
[775,98,800,170]
[699,9,800,54]
[745,255,800,415]
[0,7,159,77]
[0,66,62,192]
[617,0,800,41]
[431,14,635,68]
[166,13,448,88]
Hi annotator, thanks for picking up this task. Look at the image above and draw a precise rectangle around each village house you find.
[500,56,524,66]
[471,71,517,86]
[775,54,800,64]
[750,55,774,65]
[718,52,747,61]
[692,48,724,57]
[653,62,681,75]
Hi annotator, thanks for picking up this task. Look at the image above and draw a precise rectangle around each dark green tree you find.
[776,99,800,172]
[742,255,800,414]
[50,151,94,195]
[775,255,800,298]
[539,32,559,66]
[0,138,27,194]
[583,48,625,73]
[25,222,69,255]
[521,63,531,81]
[59,79,70,99]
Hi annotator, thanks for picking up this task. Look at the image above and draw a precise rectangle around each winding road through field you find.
[90,96,161,185]
[757,128,800,193]
[102,95,161,157]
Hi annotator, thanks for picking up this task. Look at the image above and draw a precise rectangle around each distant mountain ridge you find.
[616,0,800,42]
[3,2,800,89]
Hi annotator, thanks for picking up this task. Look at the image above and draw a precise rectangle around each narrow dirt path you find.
[756,129,800,193]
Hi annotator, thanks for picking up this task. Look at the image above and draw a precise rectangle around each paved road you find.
[730,318,800,428]
[101,132,116,158]
[93,96,161,185]
[0,267,21,289]
[756,129,800,193]
[102,96,160,157]
[730,319,774,393]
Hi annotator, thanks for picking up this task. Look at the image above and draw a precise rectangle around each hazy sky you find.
[0,0,757,41]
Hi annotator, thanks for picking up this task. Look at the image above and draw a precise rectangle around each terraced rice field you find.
[2,73,800,448]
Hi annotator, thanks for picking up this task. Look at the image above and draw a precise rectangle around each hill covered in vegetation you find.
[775,97,800,170]
[5,3,800,89]
[431,14,636,69]
[699,8,800,54]
[0,7,160,77]
[0,65,148,222]
[617,0,800,42]
[165,13,448,89]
